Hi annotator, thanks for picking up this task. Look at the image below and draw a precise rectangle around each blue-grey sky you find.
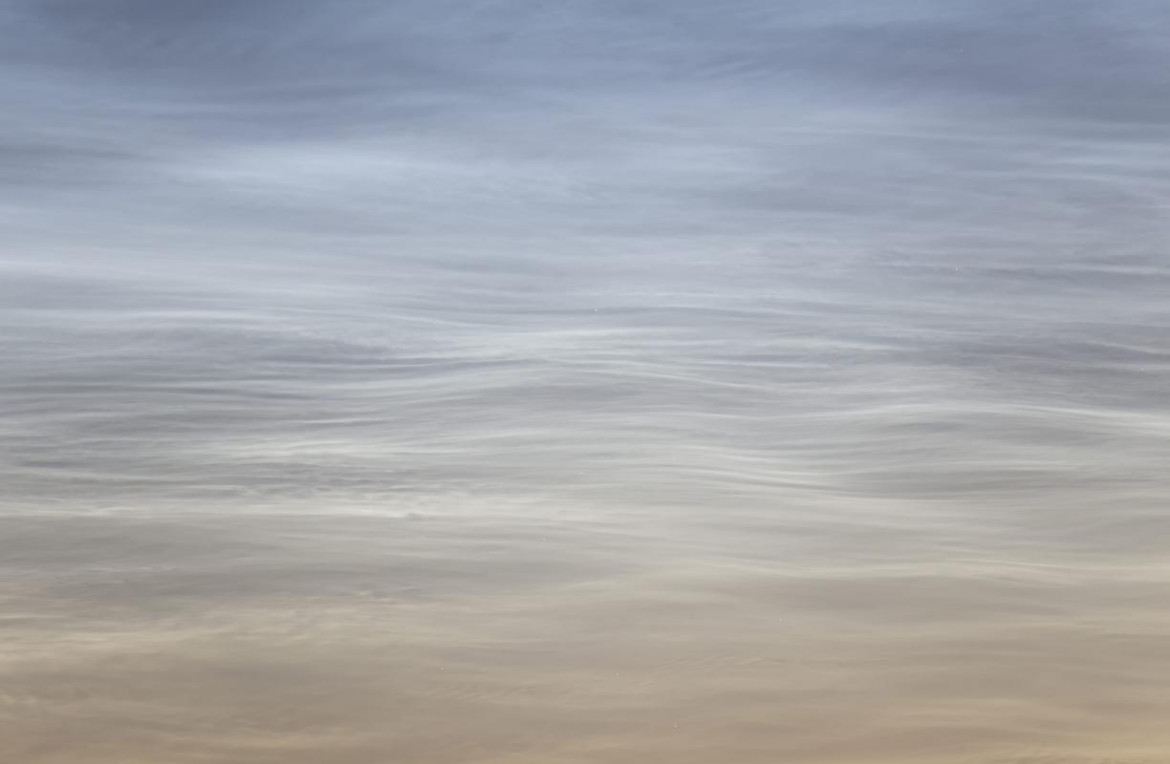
[6,0,1170,240]
[4,0,1170,518]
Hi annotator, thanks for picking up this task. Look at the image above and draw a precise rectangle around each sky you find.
[4,1,1170,519]
[5,3,1170,762]
[6,0,1170,241]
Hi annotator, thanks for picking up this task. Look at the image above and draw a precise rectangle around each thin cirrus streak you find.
[2,1,1170,762]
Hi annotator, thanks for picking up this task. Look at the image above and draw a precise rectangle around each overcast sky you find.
[5,0,1170,246]
[3,1,1170,516]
